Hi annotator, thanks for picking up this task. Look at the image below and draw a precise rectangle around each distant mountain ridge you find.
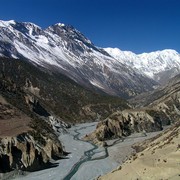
[0,20,157,98]
[104,47,180,84]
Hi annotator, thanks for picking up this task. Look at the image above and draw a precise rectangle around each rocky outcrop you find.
[84,109,167,144]
[85,75,180,145]
[0,85,65,173]
[48,115,71,135]
[0,132,63,173]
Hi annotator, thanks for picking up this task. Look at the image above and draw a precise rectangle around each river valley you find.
[11,122,163,180]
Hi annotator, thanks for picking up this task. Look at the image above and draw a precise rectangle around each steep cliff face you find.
[84,109,167,144]
[0,79,64,173]
[0,132,63,173]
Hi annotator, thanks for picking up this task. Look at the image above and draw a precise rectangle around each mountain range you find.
[105,47,180,84]
[1,20,180,98]
[0,19,180,175]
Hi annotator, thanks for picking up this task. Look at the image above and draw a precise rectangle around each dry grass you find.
[0,117,31,137]
[99,122,180,180]
[0,98,31,137]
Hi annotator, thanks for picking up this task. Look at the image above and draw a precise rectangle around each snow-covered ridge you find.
[55,23,65,27]
[104,47,180,79]
[0,19,175,97]
[0,20,16,27]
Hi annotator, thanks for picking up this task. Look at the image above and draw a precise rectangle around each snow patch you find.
[36,35,49,44]
[90,79,105,89]
[56,23,65,27]
[0,20,16,27]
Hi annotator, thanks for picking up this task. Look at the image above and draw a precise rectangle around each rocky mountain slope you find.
[130,73,180,123]
[85,74,180,144]
[84,109,168,145]
[99,121,180,180]
[0,20,157,98]
[0,56,127,173]
[105,47,180,84]
[0,57,129,123]
[0,92,64,173]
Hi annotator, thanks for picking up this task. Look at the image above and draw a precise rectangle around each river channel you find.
[63,125,109,180]
[13,122,162,180]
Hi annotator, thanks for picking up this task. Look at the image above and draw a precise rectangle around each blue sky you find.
[0,0,179,53]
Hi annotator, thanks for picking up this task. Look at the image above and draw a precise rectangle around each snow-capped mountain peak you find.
[55,22,65,27]
[0,19,177,98]
[0,20,16,27]
[105,47,180,82]
[104,47,137,61]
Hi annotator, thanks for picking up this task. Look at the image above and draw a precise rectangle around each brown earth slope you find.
[99,121,180,180]
[0,95,31,137]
